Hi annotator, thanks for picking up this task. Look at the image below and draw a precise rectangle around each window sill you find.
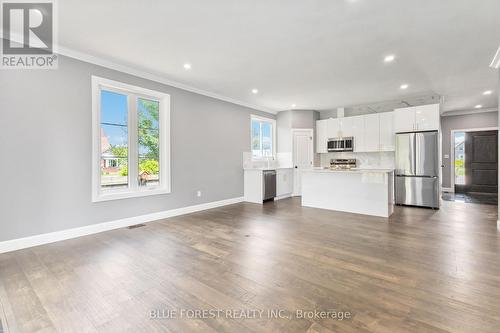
[92,187,171,202]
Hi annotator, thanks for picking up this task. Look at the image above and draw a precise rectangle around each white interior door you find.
[292,129,314,196]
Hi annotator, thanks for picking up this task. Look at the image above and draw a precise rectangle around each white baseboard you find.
[442,187,454,193]
[0,197,244,254]
[274,194,292,201]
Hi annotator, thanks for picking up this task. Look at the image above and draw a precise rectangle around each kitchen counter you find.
[304,168,393,174]
[243,167,293,171]
[301,168,394,217]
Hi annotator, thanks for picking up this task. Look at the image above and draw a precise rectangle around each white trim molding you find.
[0,197,244,254]
[250,114,277,160]
[441,108,498,117]
[490,46,500,69]
[91,75,171,202]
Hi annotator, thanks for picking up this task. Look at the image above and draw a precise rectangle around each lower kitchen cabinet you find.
[276,168,293,197]
[244,168,293,204]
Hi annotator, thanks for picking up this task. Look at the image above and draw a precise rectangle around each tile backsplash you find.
[320,152,395,169]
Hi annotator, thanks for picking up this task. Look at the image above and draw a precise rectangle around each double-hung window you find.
[92,76,171,201]
[251,115,276,159]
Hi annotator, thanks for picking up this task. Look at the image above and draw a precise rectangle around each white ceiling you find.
[59,0,500,113]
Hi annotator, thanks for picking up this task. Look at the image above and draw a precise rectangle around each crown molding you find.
[490,46,500,69]
[441,107,497,117]
[57,47,277,114]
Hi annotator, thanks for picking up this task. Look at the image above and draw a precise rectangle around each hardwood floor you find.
[0,198,499,333]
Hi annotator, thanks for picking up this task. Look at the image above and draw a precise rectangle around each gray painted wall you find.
[0,55,273,242]
[277,110,319,153]
[319,109,337,119]
[441,112,498,188]
[291,110,317,128]
[276,110,320,165]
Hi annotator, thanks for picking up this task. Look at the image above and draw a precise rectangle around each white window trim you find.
[250,114,276,160]
[91,75,171,202]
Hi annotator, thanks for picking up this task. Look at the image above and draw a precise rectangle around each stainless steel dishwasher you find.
[263,170,276,201]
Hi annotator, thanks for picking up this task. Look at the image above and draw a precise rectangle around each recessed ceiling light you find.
[291,104,296,108]
[251,89,259,94]
[384,55,396,63]
[400,84,409,90]
[475,104,483,109]
[183,63,191,70]
[483,90,492,95]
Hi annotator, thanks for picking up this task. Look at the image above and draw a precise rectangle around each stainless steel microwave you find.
[327,137,353,152]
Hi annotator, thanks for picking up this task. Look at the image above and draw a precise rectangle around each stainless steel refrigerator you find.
[395,131,440,208]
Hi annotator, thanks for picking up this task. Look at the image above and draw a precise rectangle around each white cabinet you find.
[276,168,293,197]
[394,107,416,133]
[339,117,353,137]
[244,168,293,203]
[379,111,395,151]
[350,116,365,152]
[364,114,380,152]
[394,104,440,132]
[316,112,395,153]
[316,119,328,153]
[326,118,341,139]
[415,104,440,131]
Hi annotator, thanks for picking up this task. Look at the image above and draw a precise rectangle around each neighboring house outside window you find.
[92,76,171,202]
[251,115,276,159]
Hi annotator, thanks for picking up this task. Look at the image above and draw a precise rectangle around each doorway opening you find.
[450,129,498,205]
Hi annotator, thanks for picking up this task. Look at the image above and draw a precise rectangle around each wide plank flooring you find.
[0,198,499,333]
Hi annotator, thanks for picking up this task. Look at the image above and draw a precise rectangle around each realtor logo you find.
[1,1,57,69]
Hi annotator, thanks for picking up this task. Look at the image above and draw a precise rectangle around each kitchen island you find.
[301,168,394,217]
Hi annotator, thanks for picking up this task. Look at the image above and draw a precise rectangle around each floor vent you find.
[127,224,146,229]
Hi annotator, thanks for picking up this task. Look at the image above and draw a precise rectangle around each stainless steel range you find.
[330,159,357,170]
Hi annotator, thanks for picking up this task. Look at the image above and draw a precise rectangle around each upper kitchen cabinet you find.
[315,112,394,153]
[327,118,341,138]
[415,104,440,131]
[316,119,328,153]
[379,111,395,151]
[394,104,440,132]
[394,107,416,132]
[348,116,365,152]
[364,112,394,152]
[363,113,380,152]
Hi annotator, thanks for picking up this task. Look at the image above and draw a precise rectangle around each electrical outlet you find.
[196,190,202,197]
